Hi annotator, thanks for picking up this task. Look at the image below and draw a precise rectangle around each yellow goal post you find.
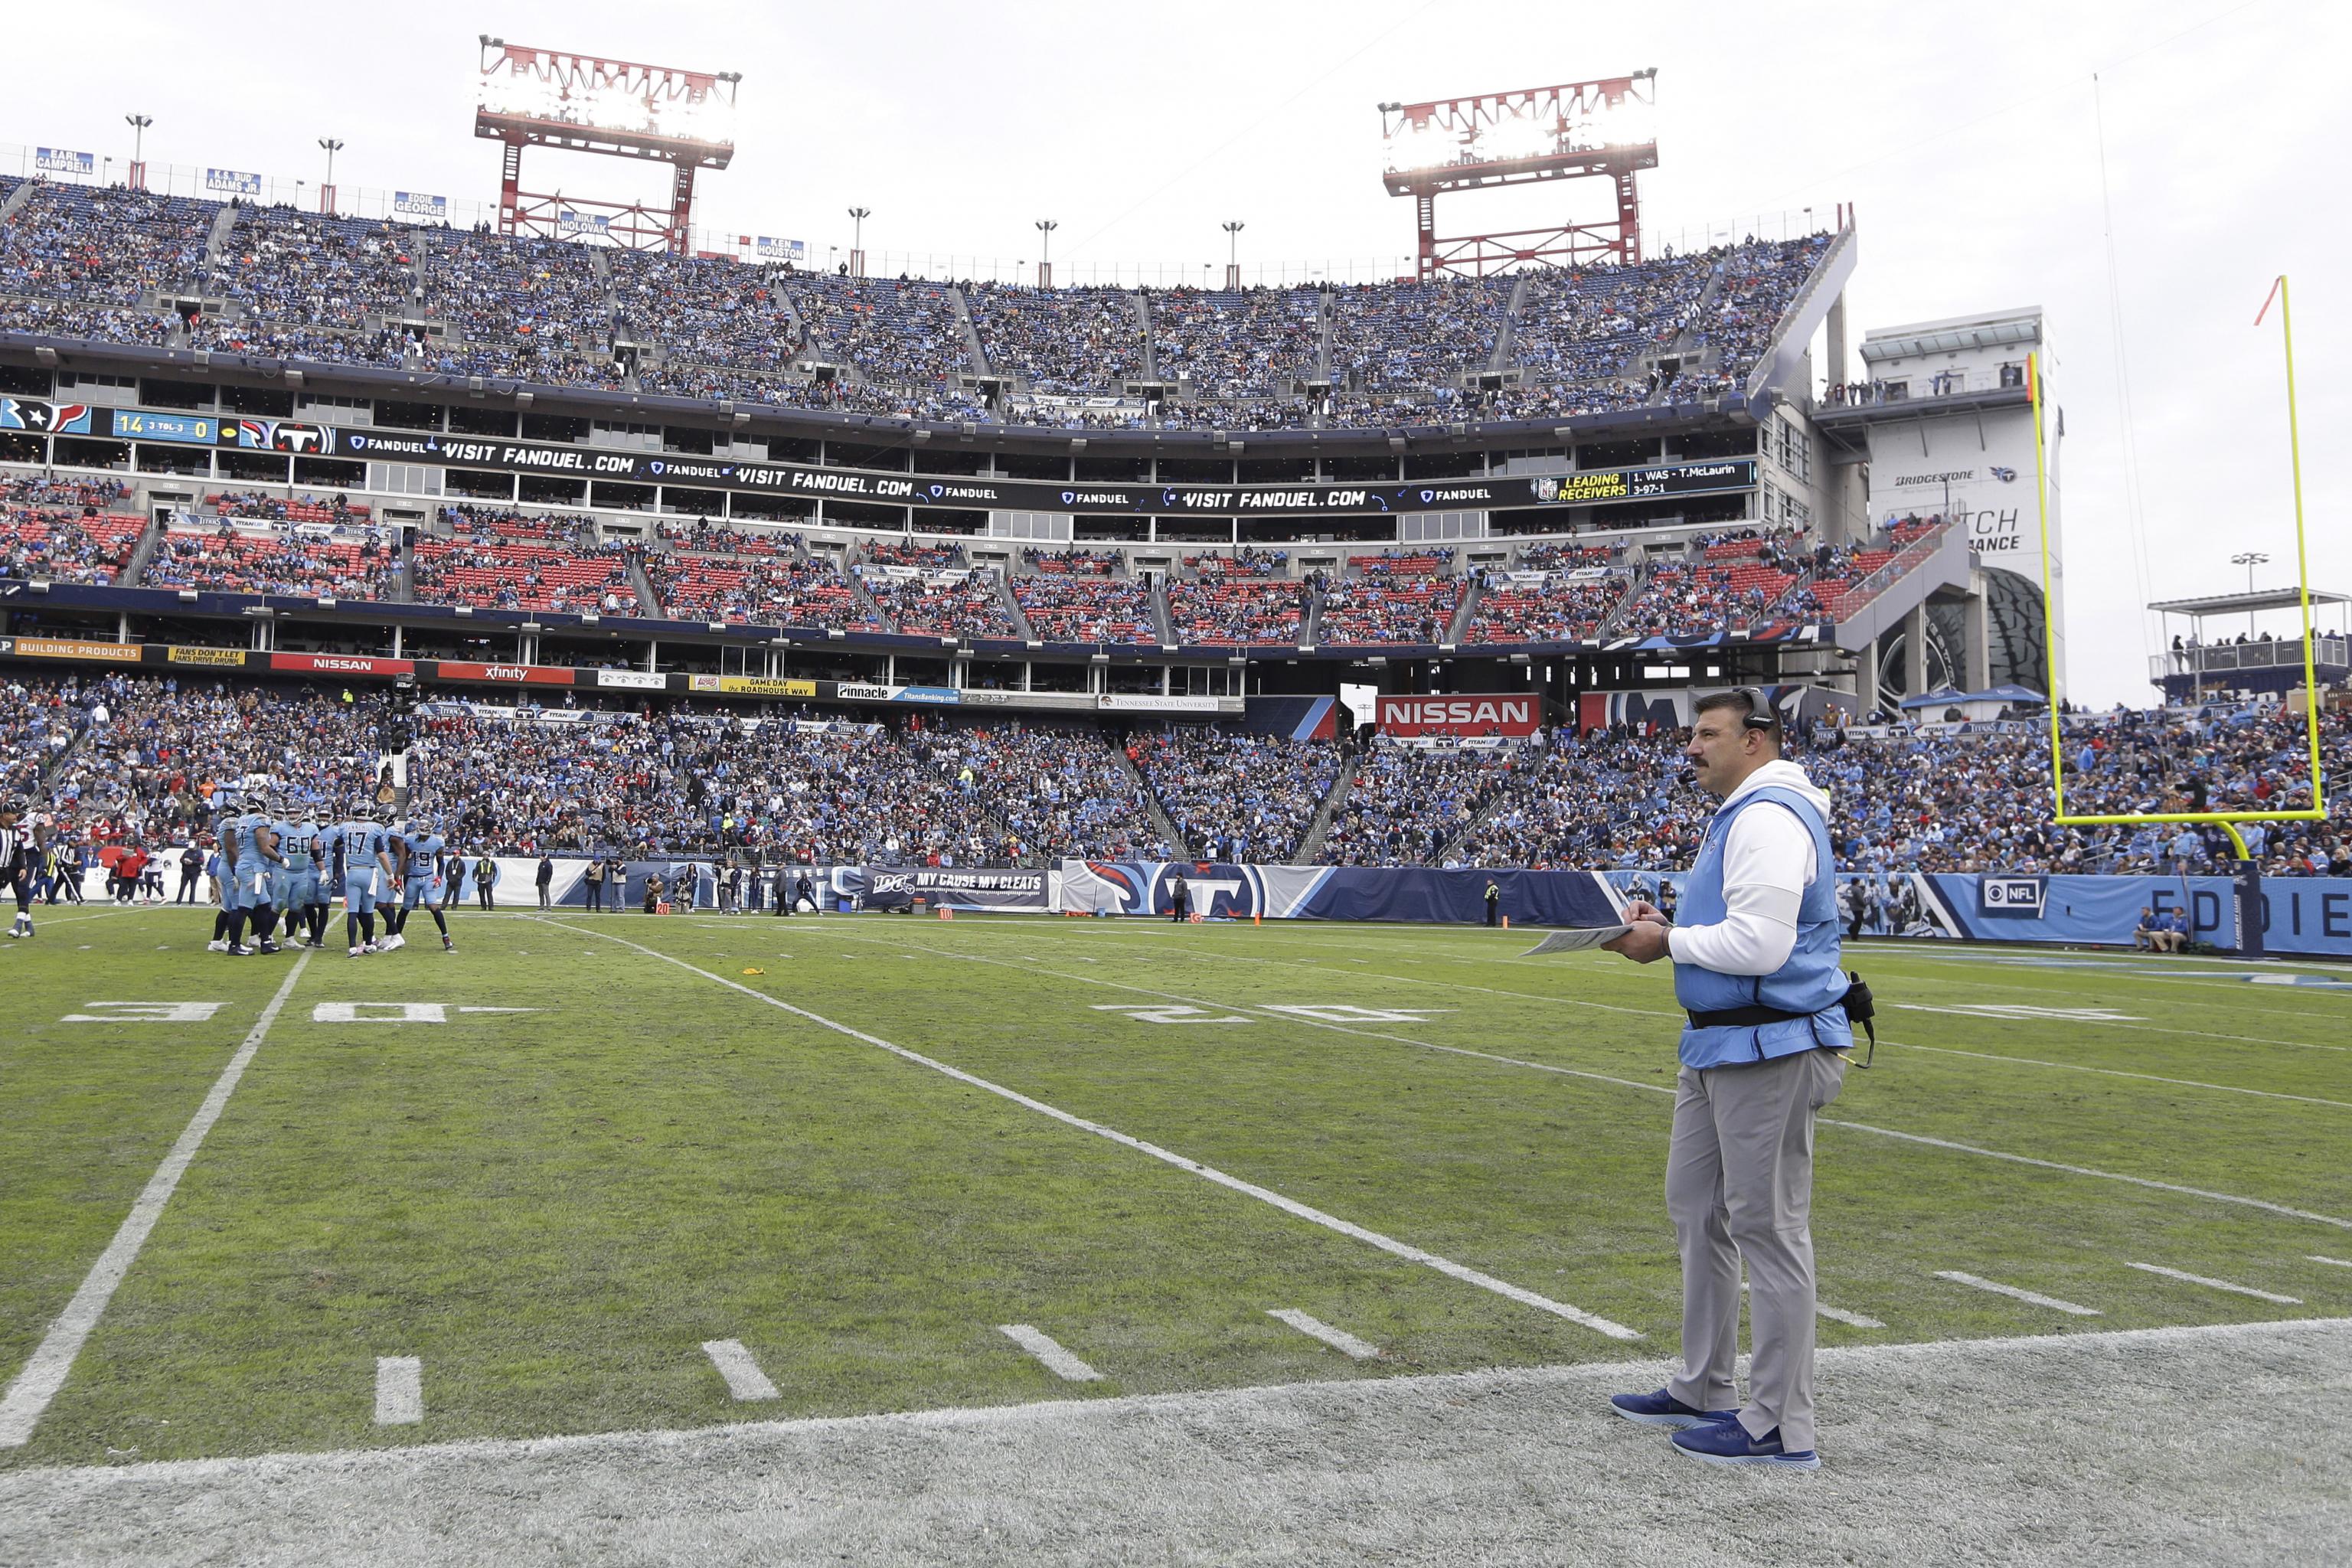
[2028,275,2328,862]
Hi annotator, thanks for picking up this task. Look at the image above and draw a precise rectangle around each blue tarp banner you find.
[1058,861,1621,926]
[1601,870,2352,959]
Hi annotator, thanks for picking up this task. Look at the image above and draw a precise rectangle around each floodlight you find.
[1481,110,1553,162]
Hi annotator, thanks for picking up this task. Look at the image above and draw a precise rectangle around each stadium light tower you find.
[317,139,344,216]
[124,114,152,193]
[1223,221,1245,290]
[2232,550,2270,635]
[848,207,871,278]
[475,37,742,253]
[1036,219,1057,289]
[1379,70,1658,279]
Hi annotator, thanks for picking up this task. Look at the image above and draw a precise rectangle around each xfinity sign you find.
[1377,694,1541,739]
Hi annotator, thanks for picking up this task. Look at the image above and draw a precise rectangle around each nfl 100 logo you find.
[1978,877,2047,917]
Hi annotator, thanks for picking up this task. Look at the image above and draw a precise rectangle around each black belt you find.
[1685,1002,1817,1029]
[1686,973,1878,1067]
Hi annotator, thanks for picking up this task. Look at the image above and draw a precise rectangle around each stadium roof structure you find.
[1858,309,2042,364]
[1897,684,2045,710]
[2147,587,2349,619]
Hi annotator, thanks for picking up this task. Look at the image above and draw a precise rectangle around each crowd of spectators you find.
[1329,278,1508,389]
[785,273,972,391]
[1148,288,1324,397]
[0,473,144,583]
[0,671,107,805]
[412,507,637,613]
[217,206,420,329]
[610,250,798,372]
[1129,727,1338,863]
[11,663,2347,886]
[969,285,1142,391]
[143,522,395,599]
[0,192,1839,430]
[1314,551,1463,645]
[656,519,799,557]
[1610,556,1795,639]
[646,550,878,629]
[1460,568,1631,643]
[1166,573,1306,645]
[0,182,215,303]
[1011,572,1158,644]
[1322,742,1514,866]
[861,569,1019,639]
[1023,547,1121,576]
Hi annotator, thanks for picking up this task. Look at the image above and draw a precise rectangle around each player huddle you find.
[206,775,457,959]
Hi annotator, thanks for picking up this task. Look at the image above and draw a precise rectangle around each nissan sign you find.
[1377,694,1541,739]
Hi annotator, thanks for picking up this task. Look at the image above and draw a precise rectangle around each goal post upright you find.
[2030,282,2330,864]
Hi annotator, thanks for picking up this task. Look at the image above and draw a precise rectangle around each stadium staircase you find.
[1442,574,1481,644]
[200,204,243,287]
[28,719,96,810]
[0,181,34,224]
[949,286,991,377]
[625,552,662,617]
[119,510,168,588]
[1487,275,1531,374]
[1113,745,1187,854]
[997,570,1037,642]
[1148,577,1175,646]
[1293,753,1358,864]
[1131,292,1155,381]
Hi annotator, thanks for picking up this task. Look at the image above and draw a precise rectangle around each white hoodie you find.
[1666,758,1834,978]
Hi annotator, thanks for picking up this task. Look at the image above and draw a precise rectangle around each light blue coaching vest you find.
[1672,782,1855,1070]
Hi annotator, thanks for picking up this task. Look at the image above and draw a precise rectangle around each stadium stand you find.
[411,506,639,613]
[1129,729,1339,864]
[969,284,1143,391]
[1315,550,1463,646]
[215,206,421,330]
[143,521,394,599]
[0,472,145,585]
[1148,288,1323,397]
[645,548,878,629]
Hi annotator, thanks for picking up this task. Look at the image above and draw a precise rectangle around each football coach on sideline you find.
[1600,687,1857,1471]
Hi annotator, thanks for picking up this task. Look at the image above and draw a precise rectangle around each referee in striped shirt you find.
[2,802,35,940]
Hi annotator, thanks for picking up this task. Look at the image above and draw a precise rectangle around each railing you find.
[1822,366,2028,408]
[1823,518,1955,622]
[2150,635,2350,681]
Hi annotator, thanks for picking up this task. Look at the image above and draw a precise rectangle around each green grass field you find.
[2,903,2346,1471]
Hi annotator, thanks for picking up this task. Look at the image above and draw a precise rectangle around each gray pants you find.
[1665,1047,1847,1453]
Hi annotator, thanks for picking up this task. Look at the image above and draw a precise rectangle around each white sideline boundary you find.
[998,1325,1104,1383]
[533,920,1642,1341]
[1933,1271,2102,1317]
[821,929,2352,1233]
[0,949,312,1449]
[2,1315,2340,1488]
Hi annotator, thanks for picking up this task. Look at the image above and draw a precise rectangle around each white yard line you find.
[2125,1263,2301,1305]
[0,950,312,1449]
[537,919,1643,1341]
[1267,1308,1382,1360]
[701,1340,780,1402]
[1742,1282,1885,1328]
[1932,1271,2102,1317]
[998,1325,1103,1382]
[2309,1256,2352,1269]
[373,1357,422,1426]
[822,929,2352,1233]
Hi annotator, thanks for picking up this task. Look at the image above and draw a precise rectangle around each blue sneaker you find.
[1609,1388,1741,1429]
[1670,1419,1820,1469]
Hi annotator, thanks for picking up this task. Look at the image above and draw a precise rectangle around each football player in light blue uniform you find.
[338,804,397,956]
[391,814,455,952]
[281,800,325,949]
[261,795,306,952]
[224,786,283,956]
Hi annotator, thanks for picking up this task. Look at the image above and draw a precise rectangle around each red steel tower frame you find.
[474,37,741,254]
[1380,71,1658,280]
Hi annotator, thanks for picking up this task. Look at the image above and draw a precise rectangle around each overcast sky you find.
[11,0,2347,704]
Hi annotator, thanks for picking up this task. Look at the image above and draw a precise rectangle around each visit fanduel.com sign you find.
[1377,694,1541,739]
